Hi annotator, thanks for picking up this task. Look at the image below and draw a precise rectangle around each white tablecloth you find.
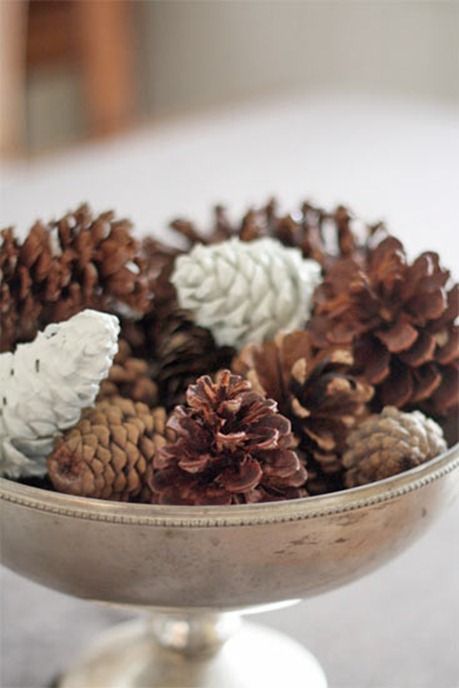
[1,93,458,688]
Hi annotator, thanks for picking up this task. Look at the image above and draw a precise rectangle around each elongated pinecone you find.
[98,339,158,406]
[48,397,168,501]
[148,370,307,505]
[171,237,321,349]
[170,199,384,268]
[309,236,459,416]
[343,406,446,487]
[233,331,373,494]
[0,204,152,352]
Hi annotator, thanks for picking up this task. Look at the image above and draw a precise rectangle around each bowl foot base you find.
[59,617,327,688]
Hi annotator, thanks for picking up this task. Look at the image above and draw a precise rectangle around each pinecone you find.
[309,236,459,416]
[118,308,234,412]
[170,199,384,268]
[1,310,119,479]
[0,204,152,352]
[233,331,373,494]
[343,406,447,487]
[48,397,169,501]
[152,310,234,410]
[98,339,158,406]
[148,370,307,505]
[171,237,321,349]
[141,236,181,310]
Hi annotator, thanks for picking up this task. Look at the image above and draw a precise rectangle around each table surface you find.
[1,93,458,688]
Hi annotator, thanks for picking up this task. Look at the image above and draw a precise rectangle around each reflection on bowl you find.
[1,444,458,610]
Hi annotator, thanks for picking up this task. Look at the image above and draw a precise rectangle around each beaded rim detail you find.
[1,444,458,528]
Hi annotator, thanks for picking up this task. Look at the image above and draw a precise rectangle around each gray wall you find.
[140,1,459,117]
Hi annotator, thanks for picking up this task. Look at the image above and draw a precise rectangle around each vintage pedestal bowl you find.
[1,441,459,688]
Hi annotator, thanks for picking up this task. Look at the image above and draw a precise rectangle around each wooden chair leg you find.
[75,0,137,137]
[0,0,27,157]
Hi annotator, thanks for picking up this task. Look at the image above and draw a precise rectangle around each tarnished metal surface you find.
[1,445,458,609]
[1,444,458,687]
[58,617,328,688]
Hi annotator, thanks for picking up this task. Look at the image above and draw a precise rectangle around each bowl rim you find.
[1,442,458,528]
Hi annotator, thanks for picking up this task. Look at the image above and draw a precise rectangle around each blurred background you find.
[1,0,458,156]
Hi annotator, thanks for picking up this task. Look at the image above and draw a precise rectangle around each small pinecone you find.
[0,204,152,352]
[48,397,169,501]
[343,406,447,487]
[233,331,373,494]
[147,370,307,505]
[170,199,383,268]
[309,236,459,416]
[98,339,158,406]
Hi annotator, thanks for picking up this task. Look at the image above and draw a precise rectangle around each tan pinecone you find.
[148,370,307,505]
[0,204,152,352]
[343,406,447,488]
[233,331,373,494]
[48,397,169,501]
[98,339,158,406]
[309,236,459,416]
[170,198,383,268]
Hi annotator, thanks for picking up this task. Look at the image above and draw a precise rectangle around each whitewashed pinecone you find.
[0,310,119,478]
[171,237,322,349]
[343,406,446,487]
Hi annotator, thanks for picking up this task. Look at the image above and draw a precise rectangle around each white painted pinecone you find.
[171,237,322,349]
[0,310,119,478]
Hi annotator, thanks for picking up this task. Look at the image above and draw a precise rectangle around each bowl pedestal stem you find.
[59,610,328,688]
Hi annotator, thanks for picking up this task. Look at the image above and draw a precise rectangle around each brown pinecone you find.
[152,310,235,410]
[48,397,169,501]
[0,204,152,352]
[343,406,447,487]
[148,370,307,505]
[117,309,233,411]
[141,236,181,310]
[233,331,373,494]
[170,199,383,268]
[98,339,158,405]
[309,236,459,416]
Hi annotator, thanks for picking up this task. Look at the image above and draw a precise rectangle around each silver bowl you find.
[1,444,459,688]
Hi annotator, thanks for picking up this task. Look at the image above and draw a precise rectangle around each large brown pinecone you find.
[233,331,373,494]
[343,406,447,487]
[309,236,459,416]
[48,397,169,501]
[170,199,384,268]
[98,339,158,406]
[0,204,152,352]
[148,370,307,505]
